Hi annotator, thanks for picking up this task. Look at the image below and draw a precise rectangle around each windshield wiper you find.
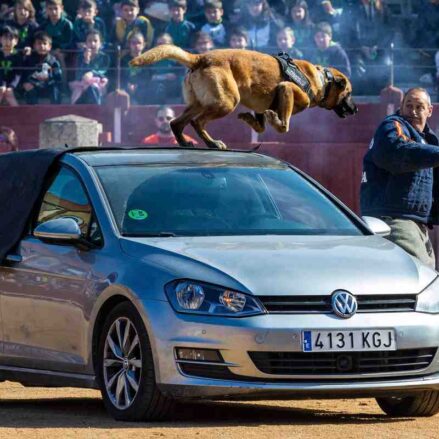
[123,232,178,237]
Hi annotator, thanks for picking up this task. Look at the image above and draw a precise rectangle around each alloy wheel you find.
[103,317,142,410]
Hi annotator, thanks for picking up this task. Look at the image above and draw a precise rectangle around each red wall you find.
[3,103,439,216]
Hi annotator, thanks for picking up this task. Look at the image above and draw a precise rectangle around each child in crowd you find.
[307,21,351,77]
[7,0,39,55]
[21,31,63,104]
[192,31,214,53]
[0,26,21,106]
[200,0,227,47]
[228,27,249,49]
[121,30,150,104]
[144,32,182,104]
[165,0,195,48]
[276,27,303,59]
[113,0,154,50]
[41,0,73,52]
[287,0,314,51]
[73,0,107,49]
[69,29,109,104]
[238,0,282,51]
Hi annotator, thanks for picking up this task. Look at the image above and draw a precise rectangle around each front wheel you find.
[96,302,174,421]
[376,392,439,417]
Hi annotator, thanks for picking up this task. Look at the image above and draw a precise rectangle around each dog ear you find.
[334,76,347,89]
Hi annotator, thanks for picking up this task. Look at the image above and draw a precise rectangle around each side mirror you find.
[362,216,391,237]
[34,217,82,242]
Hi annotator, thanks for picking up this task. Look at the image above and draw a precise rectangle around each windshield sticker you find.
[128,209,148,220]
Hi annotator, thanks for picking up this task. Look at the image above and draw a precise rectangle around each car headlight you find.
[165,280,265,317]
[416,277,439,314]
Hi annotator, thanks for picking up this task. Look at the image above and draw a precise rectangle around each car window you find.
[36,166,103,244]
[95,165,362,237]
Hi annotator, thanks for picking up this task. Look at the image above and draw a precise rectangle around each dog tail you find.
[129,44,200,69]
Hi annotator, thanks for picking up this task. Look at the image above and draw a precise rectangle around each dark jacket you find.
[21,52,62,88]
[360,112,439,225]
[75,50,109,80]
[306,42,351,77]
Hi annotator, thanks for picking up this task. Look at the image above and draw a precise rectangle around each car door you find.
[0,164,103,373]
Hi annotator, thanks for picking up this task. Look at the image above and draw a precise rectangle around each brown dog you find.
[130,45,358,149]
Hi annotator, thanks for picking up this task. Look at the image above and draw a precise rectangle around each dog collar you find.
[322,68,334,102]
[273,52,316,101]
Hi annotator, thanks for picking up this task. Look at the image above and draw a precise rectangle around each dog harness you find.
[273,52,334,104]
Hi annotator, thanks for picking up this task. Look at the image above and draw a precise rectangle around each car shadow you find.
[0,398,413,428]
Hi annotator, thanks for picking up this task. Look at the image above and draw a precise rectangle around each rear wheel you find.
[376,392,439,417]
[97,302,174,421]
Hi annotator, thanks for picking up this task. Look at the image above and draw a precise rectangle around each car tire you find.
[376,392,439,417]
[96,301,174,421]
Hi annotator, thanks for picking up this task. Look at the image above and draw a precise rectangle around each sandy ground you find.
[1,381,439,438]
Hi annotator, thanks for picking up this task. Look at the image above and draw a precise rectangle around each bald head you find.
[401,88,433,132]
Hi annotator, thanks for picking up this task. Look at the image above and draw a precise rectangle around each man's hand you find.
[23,82,34,91]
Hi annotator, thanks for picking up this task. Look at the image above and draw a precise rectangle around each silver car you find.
[1,148,439,421]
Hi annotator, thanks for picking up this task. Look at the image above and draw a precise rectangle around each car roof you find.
[71,148,289,168]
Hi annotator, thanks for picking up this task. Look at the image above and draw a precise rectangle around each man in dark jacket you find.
[360,88,439,268]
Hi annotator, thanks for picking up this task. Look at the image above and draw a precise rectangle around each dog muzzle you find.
[334,95,358,118]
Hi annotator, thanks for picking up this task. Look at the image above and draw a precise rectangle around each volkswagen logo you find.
[331,290,358,318]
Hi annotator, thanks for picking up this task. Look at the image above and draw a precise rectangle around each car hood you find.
[120,235,437,296]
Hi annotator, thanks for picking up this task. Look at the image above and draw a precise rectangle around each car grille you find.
[258,295,417,313]
[249,348,436,375]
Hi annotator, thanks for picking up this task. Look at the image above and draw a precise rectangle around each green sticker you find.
[128,209,148,220]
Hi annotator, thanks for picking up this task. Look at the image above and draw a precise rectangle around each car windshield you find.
[95,164,362,237]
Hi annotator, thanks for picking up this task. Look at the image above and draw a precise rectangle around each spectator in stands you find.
[192,31,214,53]
[69,29,109,104]
[276,26,303,59]
[309,1,342,40]
[307,21,351,77]
[113,0,154,50]
[143,32,182,104]
[200,0,227,47]
[21,31,63,104]
[73,0,107,49]
[436,50,439,102]
[142,105,197,144]
[121,30,150,104]
[7,0,39,56]
[339,0,391,93]
[0,26,21,106]
[41,0,73,52]
[0,1,14,22]
[239,0,282,51]
[228,26,250,50]
[286,1,314,51]
[165,0,196,49]
[0,126,18,152]
[409,0,439,52]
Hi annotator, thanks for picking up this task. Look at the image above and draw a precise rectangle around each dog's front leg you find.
[264,82,295,133]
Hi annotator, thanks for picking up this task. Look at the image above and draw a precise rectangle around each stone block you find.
[39,114,103,149]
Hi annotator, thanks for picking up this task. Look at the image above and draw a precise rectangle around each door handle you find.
[5,254,23,263]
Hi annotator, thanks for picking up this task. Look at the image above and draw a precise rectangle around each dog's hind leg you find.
[170,105,201,147]
[264,82,294,133]
[191,103,236,150]
[237,112,266,133]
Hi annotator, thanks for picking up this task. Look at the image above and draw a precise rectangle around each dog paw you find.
[208,140,227,150]
[180,141,195,148]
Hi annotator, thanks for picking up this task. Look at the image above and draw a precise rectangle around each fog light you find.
[176,348,222,362]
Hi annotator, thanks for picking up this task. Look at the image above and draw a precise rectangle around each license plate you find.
[302,329,396,352]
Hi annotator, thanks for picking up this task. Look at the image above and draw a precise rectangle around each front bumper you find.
[139,299,439,399]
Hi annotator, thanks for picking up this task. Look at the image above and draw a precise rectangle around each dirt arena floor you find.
[1,381,439,438]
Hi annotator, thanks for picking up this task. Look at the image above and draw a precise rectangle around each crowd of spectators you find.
[0,0,438,106]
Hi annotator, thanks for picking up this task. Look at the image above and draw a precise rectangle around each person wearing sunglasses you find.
[141,105,197,145]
